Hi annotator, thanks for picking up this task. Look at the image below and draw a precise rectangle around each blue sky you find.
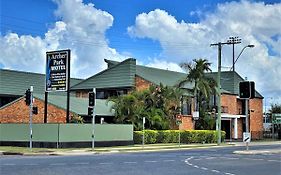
[1,0,281,106]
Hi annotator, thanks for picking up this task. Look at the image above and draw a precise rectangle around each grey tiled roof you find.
[0,69,83,96]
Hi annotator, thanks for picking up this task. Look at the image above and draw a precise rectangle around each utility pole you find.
[227,36,241,72]
[211,41,232,145]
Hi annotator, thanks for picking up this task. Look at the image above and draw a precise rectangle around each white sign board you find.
[243,132,251,143]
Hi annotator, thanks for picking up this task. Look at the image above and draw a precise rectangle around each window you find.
[96,89,128,99]
[181,98,192,115]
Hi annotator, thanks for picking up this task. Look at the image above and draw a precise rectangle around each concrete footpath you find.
[232,141,281,155]
[1,141,280,156]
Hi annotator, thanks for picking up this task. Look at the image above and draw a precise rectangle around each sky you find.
[0,0,281,108]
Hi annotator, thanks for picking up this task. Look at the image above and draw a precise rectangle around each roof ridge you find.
[105,59,186,75]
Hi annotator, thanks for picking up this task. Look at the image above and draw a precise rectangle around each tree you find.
[270,104,281,113]
[178,58,217,129]
[108,84,183,130]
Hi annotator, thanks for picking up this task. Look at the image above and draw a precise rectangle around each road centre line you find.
[2,164,16,166]
[74,162,89,165]
[50,163,66,166]
[211,169,220,173]
[163,160,175,162]
[144,160,157,163]
[225,173,235,175]
[99,162,113,165]
[123,162,137,164]
[267,159,281,162]
[201,167,208,170]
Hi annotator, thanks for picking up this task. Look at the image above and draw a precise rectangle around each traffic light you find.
[32,106,38,115]
[239,81,255,99]
[89,92,95,107]
[88,107,93,116]
[25,89,31,106]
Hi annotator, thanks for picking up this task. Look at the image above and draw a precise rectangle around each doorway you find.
[221,120,231,139]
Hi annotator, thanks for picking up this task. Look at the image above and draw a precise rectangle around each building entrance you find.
[221,120,231,139]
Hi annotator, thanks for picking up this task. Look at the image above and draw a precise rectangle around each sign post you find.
[142,117,145,149]
[243,132,251,150]
[46,50,70,122]
[176,115,182,148]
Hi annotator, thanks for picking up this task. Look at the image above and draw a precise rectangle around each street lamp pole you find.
[230,44,255,71]
[227,37,241,72]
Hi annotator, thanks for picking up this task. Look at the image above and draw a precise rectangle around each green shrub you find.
[133,130,158,144]
[134,130,225,144]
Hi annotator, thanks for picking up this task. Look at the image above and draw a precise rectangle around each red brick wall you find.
[249,98,263,139]
[237,118,243,139]
[221,94,263,139]
[221,94,238,114]
[179,116,194,130]
[0,98,73,123]
[135,75,152,91]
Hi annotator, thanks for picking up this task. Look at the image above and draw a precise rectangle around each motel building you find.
[0,58,263,140]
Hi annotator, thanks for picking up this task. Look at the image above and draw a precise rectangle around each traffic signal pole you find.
[90,88,96,151]
[245,98,249,150]
[29,86,33,150]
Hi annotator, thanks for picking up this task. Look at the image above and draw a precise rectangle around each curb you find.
[233,149,281,155]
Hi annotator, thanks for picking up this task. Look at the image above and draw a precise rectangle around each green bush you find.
[134,130,225,144]
[133,130,158,144]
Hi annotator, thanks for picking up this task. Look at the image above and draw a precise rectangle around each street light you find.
[230,44,255,71]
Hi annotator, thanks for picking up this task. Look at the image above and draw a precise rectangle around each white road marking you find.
[211,170,220,173]
[123,162,137,164]
[50,163,66,166]
[24,164,38,166]
[74,162,89,165]
[201,167,208,170]
[248,158,264,161]
[99,162,113,165]
[144,160,157,163]
[225,172,235,175]
[3,164,16,166]
[268,160,281,162]
[163,160,175,162]
[193,165,199,168]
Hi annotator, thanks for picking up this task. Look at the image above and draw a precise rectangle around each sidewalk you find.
[231,140,281,155]
[0,143,232,156]
[1,141,280,156]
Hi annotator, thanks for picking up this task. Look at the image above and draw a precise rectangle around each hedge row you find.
[133,130,226,144]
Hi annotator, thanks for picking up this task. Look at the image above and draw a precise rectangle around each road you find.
[1,144,280,175]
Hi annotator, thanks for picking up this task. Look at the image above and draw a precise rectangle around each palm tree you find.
[178,58,216,118]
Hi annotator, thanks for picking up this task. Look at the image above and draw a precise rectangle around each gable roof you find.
[0,94,114,116]
[0,69,83,96]
[71,58,136,90]
[104,59,263,98]
[205,71,263,98]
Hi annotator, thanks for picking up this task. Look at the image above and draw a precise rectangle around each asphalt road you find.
[1,144,280,175]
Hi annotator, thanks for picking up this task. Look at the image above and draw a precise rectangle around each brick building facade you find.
[0,58,264,139]
[0,97,69,123]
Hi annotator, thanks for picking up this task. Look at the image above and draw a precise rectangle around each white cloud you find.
[0,0,125,78]
[145,58,183,72]
[128,1,281,98]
